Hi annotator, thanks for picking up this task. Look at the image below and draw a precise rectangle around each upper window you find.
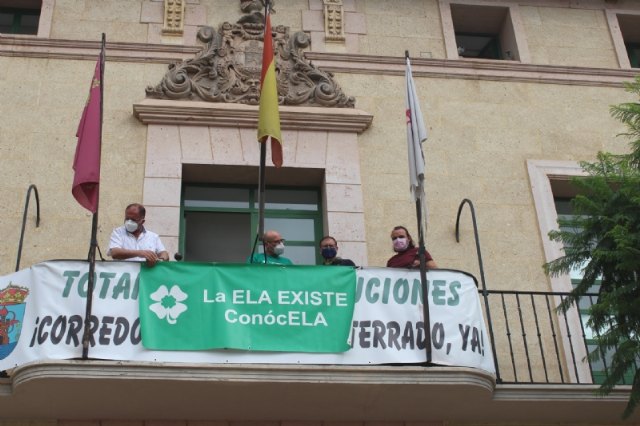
[450,3,519,61]
[617,14,640,68]
[0,1,41,35]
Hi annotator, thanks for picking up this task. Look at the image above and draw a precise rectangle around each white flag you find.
[405,57,428,202]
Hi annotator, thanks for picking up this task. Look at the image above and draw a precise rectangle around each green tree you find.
[544,76,640,418]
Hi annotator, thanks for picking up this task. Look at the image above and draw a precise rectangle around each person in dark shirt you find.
[386,225,437,269]
[319,235,356,266]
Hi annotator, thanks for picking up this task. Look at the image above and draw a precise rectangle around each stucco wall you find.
[346,73,631,289]
[1,0,640,407]
[1,0,637,279]
[356,0,445,58]
[43,0,638,67]
[51,0,149,43]
[0,56,166,273]
[520,5,619,68]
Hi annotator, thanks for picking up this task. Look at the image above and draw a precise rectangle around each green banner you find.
[139,263,356,353]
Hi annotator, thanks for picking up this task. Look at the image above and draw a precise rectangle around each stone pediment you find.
[146,7,355,108]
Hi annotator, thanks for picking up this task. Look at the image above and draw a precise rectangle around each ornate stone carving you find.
[162,0,185,35]
[238,0,271,24]
[323,0,345,42]
[146,4,355,108]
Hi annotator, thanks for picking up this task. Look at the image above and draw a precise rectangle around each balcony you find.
[0,268,636,423]
[0,358,633,422]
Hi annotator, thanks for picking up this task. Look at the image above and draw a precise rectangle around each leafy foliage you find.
[544,76,640,418]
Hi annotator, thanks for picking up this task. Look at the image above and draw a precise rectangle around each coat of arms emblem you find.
[0,283,29,360]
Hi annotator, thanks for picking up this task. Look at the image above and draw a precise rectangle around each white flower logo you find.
[149,285,188,324]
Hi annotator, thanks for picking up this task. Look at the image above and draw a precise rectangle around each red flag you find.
[257,7,283,167]
[72,58,102,213]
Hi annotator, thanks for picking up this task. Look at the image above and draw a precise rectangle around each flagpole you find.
[415,184,432,364]
[257,141,267,263]
[406,50,432,364]
[256,1,270,264]
[81,33,105,359]
[252,0,274,264]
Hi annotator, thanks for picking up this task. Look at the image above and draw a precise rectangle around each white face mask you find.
[124,219,139,233]
[393,237,408,252]
[273,243,285,256]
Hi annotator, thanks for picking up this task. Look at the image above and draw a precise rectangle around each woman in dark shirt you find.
[386,225,437,269]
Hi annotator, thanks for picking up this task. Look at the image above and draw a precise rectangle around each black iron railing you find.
[453,198,633,386]
[480,289,604,384]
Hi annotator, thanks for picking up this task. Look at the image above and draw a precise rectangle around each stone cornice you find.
[2,35,638,87]
[0,360,496,420]
[0,34,199,64]
[10,360,495,389]
[305,52,640,88]
[133,99,373,133]
[494,383,632,402]
[0,360,637,422]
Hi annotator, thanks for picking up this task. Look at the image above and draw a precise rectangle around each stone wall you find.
[0,0,637,282]
[520,5,619,67]
[0,56,166,272]
[347,73,631,287]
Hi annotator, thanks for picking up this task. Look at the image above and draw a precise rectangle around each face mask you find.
[124,219,139,233]
[321,247,337,259]
[273,243,285,256]
[393,237,408,252]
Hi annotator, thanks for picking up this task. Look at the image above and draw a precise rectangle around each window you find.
[627,43,640,68]
[0,1,41,35]
[449,3,519,60]
[554,196,637,385]
[180,185,323,265]
[455,33,501,60]
[528,160,590,382]
[608,12,640,69]
[617,14,640,68]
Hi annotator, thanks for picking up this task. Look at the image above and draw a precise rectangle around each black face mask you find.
[321,247,337,259]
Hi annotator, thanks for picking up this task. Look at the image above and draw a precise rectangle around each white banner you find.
[0,261,494,374]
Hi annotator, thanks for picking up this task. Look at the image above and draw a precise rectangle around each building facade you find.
[0,0,639,424]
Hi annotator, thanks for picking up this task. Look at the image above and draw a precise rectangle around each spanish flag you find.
[257,4,283,167]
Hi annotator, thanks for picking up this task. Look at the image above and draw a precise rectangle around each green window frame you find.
[556,197,636,385]
[180,184,324,264]
[572,278,636,385]
[626,42,640,68]
[0,7,40,35]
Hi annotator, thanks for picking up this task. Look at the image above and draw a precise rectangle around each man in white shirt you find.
[108,203,169,266]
